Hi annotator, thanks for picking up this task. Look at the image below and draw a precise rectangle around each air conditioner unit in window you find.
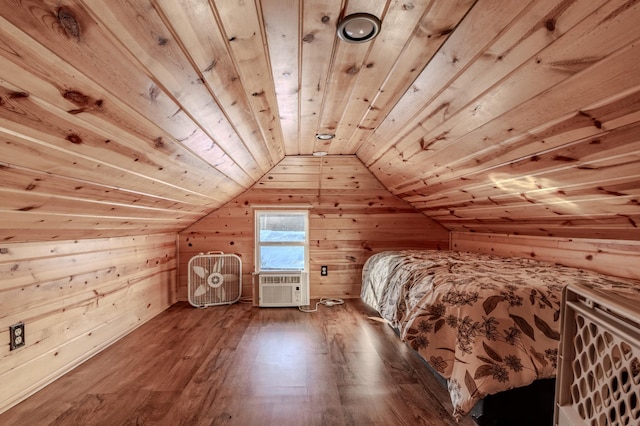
[258,272,309,307]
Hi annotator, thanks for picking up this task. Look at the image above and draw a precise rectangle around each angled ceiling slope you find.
[0,0,639,242]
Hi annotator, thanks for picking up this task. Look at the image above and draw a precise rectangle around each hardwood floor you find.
[0,300,475,426]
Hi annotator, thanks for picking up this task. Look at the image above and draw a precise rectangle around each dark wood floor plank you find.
[0,300,474,426]
[51,390,151,426]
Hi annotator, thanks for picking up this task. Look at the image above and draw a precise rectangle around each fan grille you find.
[188,253,242,307]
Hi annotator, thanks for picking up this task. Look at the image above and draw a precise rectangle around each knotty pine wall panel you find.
[0,233,177,414]
[451,231,640,281]
[179,156,450,303]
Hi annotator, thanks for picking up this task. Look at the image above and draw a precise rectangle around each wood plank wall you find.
[0,233,177,414]
[451,231,640,281]
[179,156,450,302]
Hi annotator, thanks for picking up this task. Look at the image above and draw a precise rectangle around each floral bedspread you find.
[361,250,640,420]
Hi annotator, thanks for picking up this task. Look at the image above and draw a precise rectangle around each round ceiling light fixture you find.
[315,133,335,140]
[337,13,382,43]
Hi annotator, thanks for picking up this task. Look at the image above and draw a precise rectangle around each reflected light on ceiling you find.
[489,173,578,212]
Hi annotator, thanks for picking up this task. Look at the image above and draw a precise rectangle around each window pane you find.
[260,246,305,270]
[259,214,305,242]
[260,230,305,242]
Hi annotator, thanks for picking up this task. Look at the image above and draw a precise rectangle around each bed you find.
[361,250,640,423]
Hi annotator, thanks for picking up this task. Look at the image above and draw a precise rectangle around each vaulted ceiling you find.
[1,0,639,242]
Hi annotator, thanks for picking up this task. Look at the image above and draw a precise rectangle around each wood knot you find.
[66,133,83,144]
[346,66,359,75]
[302,33,315,43]
[204,60,217,72]
[63,90,89,106]
[56,8,81,40]
[9,92,29,99]
[420,138,435,151]
[434,131,448,141]
[154,137,165,148]
[321,15,330,24]
[148,85,160,101]
[552,155,577,162]
[544,19,556,31]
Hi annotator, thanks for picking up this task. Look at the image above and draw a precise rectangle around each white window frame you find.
[254,209,309,273]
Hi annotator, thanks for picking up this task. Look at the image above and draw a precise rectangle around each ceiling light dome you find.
[337,13,381,43]
[315,133,335,140]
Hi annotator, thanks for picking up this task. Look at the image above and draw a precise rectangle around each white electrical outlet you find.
[9,322,25,351]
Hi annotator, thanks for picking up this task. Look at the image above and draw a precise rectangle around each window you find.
[255,210,308,272]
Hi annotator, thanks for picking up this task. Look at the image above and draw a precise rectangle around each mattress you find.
[361,250,640,420]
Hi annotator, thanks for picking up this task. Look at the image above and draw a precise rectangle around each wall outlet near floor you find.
[321,266,328,276]
[9,322,25,350]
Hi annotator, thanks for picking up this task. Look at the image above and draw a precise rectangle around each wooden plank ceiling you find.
[1,0,639,241]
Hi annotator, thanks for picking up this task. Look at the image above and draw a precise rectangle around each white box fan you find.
[188,252,242,308]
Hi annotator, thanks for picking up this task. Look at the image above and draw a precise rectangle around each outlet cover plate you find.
[321,266,328,276]
[9,322,25,351]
